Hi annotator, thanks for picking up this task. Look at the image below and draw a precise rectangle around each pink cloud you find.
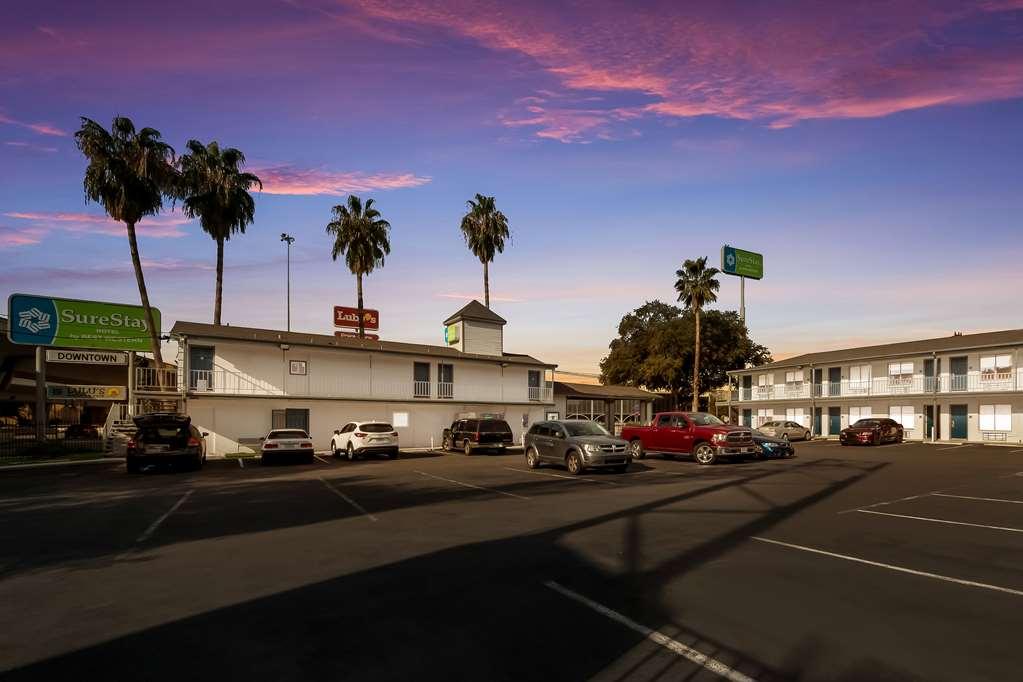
[0,113,68,137]
[2,211,191,243]
[3,140,57,153]
[0,224,47,248]
[343,0,1023,141]
[254,165,431,195]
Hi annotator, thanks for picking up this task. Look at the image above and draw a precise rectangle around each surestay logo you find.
[18,307,52,334]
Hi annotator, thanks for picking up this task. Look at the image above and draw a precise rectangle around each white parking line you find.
[136,490,193,544]
[856,508,1023,533]
[319,478,378,521]
[503,467,619,485]
[936,445,965,451]
[752,537,1023,597]
[237,458,244,468]
[931,492,1023,505]
[838,493,927,514]
[415,470,530,500]
[314,454,331,465]
[1009,449,1023,454]
[544,581,755,682]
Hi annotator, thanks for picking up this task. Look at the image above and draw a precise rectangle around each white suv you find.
[331,421,399,461]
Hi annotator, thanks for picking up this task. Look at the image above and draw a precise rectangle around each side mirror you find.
[202,432,209,437]
[334,429,340,435]
[555,431,565,439]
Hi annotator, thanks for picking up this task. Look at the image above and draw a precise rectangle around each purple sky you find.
[2,1,1022,372]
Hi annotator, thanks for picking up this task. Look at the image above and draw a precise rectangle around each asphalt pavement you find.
[0,440,1021,681]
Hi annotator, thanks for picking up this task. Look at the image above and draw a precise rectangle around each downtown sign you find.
[7,294,160,352]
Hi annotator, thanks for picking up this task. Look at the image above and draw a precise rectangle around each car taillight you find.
[126,438,137,451]
[355,432,367,438]
[263,443,279,449]
[391,432,398,437]
[300,442,313,448]
[187,437,201,447]
[473,432,480,441]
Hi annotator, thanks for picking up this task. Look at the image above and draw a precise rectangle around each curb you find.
[0,457,122,471]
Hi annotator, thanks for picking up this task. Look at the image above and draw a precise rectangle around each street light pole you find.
[280,233,295,331]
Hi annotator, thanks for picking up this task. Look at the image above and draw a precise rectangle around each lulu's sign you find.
[333,306,379,330]
[47,384,126,401]
[335,331,380,341]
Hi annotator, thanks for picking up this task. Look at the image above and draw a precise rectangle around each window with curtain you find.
[979,404,1011,431]
[849,406,872,424]
[888,361,913,385]
[980,355,1012,380]
[889,405,914,429]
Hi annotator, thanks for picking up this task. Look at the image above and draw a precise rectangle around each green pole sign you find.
[720,245,764,280]
[7,293,160,351]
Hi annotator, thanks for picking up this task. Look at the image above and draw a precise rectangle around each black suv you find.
[443,418,514,455]
[127,413,207,473]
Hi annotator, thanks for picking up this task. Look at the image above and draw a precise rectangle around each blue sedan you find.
[753,430,794,459]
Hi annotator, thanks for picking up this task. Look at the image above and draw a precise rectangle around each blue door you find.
[950,404,968,439]
[813,407,822,436]
[828,407,841,435]
[828,368,841,397]
[742,409,752,427]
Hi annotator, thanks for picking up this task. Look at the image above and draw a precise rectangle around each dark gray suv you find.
[524,420,630,474]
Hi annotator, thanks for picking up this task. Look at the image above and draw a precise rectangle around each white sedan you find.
[260,428,315,465]
[331,421,399,461]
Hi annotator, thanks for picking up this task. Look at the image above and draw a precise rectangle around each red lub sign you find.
[334,306,379,330]
[335,331,379,341]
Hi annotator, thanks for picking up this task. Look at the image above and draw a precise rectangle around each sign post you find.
[35,347,46,444]
[720,245,764,322]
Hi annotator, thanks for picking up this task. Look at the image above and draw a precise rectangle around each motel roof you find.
[729,328,1023,374]
[170,321,554,368]
[554,381,659,400]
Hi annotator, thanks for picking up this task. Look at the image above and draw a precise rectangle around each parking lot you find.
[1,440,1021,680]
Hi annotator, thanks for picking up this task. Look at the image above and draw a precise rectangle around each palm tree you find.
[178,140,262,325]
[674,257,720,411]
[459,194,510,308]
[325,195,391,338]
[74,116,177,365]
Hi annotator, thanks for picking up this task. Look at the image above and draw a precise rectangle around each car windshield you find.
[563,421,610,437]
[687,413,724,426]
[268,430,308,439]
[361,423,393,433]
[853,419,880,428]
[479,420,512,433]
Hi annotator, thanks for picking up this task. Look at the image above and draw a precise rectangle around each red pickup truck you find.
[620,411,757,465]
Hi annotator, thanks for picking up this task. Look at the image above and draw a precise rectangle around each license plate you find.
[281,441,299,448]
[370,437,387,442]
[145,444,169,454]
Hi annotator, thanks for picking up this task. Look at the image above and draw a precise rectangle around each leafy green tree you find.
[675,257,721,410]
[74,116,177,365]
[325,195,391,338]
[600,302,769,409]
[178,140,262,325]
[459,194,510,308]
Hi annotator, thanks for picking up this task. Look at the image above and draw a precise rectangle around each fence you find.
[0,425,107,461]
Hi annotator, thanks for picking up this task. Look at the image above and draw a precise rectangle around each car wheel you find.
[332,443,341,458]
[694,443,716,465]
[782,433,789,441]
[629,439,645,459]
[347,443,357,461]
[613,464,628,474]
[463,440,473,456]
[442,436,452,451]
[126,458,140,474]
[389,448,399,460]
[260,455,269,465]
[566,451,584,475]
[526,446,541,469]
[873,433,881,446]
[304,453,315,464]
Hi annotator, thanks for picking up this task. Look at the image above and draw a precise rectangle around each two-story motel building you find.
[725,329,1023,444]
[138,302,556,455]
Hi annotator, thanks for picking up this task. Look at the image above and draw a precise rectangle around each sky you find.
[1,0,1021,373]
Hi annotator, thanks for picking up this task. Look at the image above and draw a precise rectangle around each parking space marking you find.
[838,493,927,514]
[931,492,1023,505]
[752,537,1023,597]
[136,490,193,544]
[415,470,530,500]
[314,454,331,465]
[856,509,1023,534]
[503,467,619,485]
[936,445,965,451]
[237,458,244,468]
[544,581,755,682]
[318,478,378,521]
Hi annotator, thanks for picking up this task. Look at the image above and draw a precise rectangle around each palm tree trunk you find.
[214,236,224,325]
[357,273,365,338]
[692,308,701,411]
[483,259,490,308]
[125,221,164,369]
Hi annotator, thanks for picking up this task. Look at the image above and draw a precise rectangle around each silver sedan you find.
[758,420,812,441]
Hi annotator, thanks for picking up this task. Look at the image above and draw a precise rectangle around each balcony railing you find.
[177,368,551,403]
[135,367,179,393]
[438,381,454,399]
[730,371,1023,401]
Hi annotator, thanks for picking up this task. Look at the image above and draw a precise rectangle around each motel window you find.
[437,363,454,399]
[272,408,309,433]
[889,406,914,430]
[848,364,871,385]
[980,355,1012,380]
[413,362,430,398]
[888,361,913,385]
[848,406,872,424]
[980,404,1011,432]
[756,374,771,393]
[785,408,807,426]
[756,409,773,426]
[784,370,803,384]
[189,346,215,390]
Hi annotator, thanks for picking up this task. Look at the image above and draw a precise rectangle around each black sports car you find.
[752,429,794,458]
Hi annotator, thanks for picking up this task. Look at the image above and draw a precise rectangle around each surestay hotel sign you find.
[7,294,160,352]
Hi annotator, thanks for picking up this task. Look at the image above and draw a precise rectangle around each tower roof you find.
[443,300,507,326]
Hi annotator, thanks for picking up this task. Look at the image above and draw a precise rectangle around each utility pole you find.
[280,233,295,331]
[739,275,746,322]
